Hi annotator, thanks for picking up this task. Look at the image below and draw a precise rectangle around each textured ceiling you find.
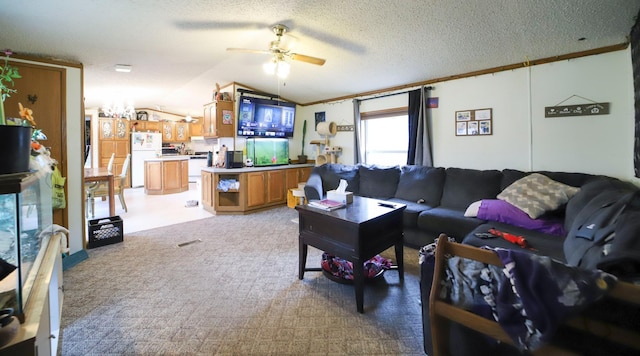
[1,0,638,116]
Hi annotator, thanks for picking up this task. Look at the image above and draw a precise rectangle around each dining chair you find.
[90,153,131,216]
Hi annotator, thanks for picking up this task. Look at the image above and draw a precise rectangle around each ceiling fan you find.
[227,24,326,66]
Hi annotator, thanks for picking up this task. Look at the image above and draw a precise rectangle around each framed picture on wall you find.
[455,108,492,136]
[456,122,467,135]
[315,111,326,130]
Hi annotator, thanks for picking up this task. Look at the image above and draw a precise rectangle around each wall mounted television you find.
[237,95,296,137]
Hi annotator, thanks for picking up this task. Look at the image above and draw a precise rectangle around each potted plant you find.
[298,119,307,164]
[0,49,34,174]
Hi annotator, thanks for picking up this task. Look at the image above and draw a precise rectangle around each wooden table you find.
[84,167,115,217]
[296,196,406,313]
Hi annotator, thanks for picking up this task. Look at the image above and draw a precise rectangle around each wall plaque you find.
[545,102,610,118]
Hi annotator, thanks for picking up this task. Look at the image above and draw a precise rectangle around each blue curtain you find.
[353,99,364,163]
[407,87,433,166]
[631,10,640,178]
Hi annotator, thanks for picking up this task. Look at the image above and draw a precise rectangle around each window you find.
[361,108,408,166]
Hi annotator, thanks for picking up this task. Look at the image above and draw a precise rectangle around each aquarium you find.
[0,172,53,321]
[245,138,290,167]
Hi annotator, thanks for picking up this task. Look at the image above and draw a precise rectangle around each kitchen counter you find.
[144,158,189,195]
[200,164,315,215]
[144,155,190,162]
[201,163,315,174]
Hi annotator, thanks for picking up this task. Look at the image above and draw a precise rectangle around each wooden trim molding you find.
[301,42,630,106]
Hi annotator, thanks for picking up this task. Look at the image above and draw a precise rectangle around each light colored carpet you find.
[61,207,425,355]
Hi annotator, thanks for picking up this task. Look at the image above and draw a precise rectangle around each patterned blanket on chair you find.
[419,239,617,351]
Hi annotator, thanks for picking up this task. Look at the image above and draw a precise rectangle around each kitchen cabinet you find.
[190,122,203,136]
[98,117,131,187]
[162,122,175,142]
[267,170,286,204]
[201,165,314,215]
[144,157,189,195]
[286,166,313,190]
[161,121,189,143]
[132,120,160,133]
[201,171,213,207]
[175,122,189,142]
[246,172,266,208]
[203,100,234,138]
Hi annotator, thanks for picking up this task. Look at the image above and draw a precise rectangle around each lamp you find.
[263,57,290,78]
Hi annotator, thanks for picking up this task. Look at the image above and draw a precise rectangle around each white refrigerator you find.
[131,132,162,187]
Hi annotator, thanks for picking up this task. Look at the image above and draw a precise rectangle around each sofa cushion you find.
[319,164,360,195]
[463,223,566,262]
[394,166,445,205]
[477,199,565,236]
[498,173,580,219]
[417,207,485,241]
[359,165,400,199]
[440,168,502,210]
[387,197,435,228]
[501,169,528,190]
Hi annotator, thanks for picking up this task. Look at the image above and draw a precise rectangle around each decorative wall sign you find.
[455,108,492,136]
[545,95,610,118]
[222,110,233,124]
[545,102,610,117]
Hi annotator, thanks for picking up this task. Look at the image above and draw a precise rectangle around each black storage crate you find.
[87,216,123,248]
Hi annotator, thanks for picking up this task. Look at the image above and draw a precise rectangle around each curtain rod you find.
[358,85,433,102]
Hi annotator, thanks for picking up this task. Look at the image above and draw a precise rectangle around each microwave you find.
[225,150,243,169]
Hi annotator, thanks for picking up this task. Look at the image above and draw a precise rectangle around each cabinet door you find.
[99,118,114,139]
[286,169,299,190]
[299,167,312,183]
[145,121,160,132]
[176,122,189,142]
[162,122,175,142]
[246,172,266,207]
[180,160,189,190]
[163,161,181,190]
[114,119,129,140]
[145,162,163,190]
[190,122,203,136]
[267,170,286,204]
[203,102,214,136]
[202,171,213,207]
[216,100,235,137]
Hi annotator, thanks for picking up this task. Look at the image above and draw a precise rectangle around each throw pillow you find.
[464,200,482,217]
[478,199,565,236]
[497,173,580,219]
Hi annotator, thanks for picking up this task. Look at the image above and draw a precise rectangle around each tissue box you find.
[327,190,353,204]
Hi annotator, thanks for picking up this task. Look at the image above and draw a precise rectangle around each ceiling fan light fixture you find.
[263,60,277,75]
[276,61,290,78]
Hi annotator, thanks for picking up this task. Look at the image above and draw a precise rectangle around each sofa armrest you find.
[304,171,323,201]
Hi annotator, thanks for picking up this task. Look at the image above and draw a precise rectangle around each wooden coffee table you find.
[296,196,406,313]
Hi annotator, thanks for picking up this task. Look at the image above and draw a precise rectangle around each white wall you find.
[294,48,639,185]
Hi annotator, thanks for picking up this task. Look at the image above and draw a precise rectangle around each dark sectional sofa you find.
[304,163,640,355]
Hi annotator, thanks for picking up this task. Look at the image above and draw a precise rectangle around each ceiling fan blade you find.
[289,53,326,66]
[226,48,272,55]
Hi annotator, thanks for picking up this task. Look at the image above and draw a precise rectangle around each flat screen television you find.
[246,138,290,166]
[237,95,296,137]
